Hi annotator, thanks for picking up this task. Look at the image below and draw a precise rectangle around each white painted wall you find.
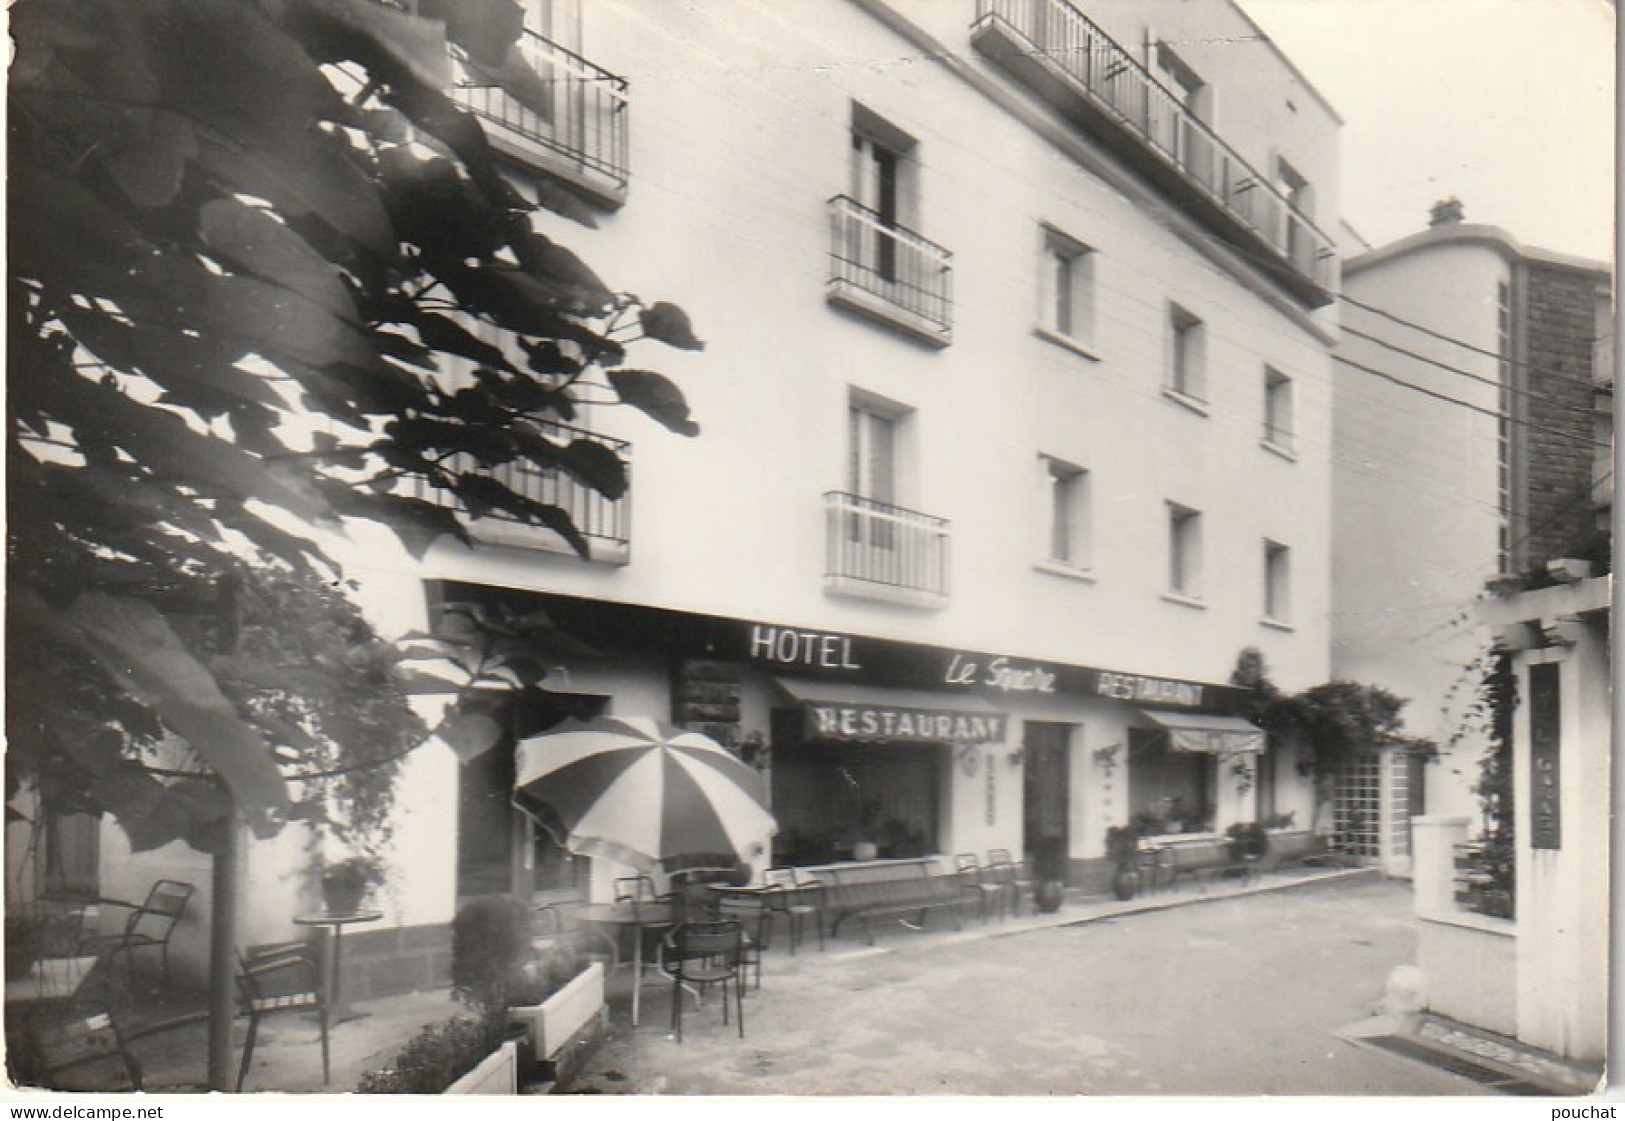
[425,0,1338,696]
[1334,237,1509,823]
[85,0,1340,959]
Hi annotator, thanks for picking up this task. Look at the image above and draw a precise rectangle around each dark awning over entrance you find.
[1139,710,1265,756]
[775,677,1008,745]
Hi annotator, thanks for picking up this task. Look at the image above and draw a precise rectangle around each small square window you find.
[1041,229,1095,345]
[1263,367,1295,451]
[1264,540,1291,622]
[1168,304,1206,402]
[1043,457,1091,569]
[1168,502,1202,598]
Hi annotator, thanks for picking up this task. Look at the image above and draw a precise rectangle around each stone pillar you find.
[1411,815,1470,919]
[1514,623,1609,1062]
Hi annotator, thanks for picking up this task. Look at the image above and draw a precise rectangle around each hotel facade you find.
[90,0,1347,997]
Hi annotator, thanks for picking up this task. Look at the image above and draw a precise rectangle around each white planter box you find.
[444,1038,519,1095]
[510,962,605,1060]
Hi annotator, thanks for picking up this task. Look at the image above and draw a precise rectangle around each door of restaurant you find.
[1022,723,1071,881]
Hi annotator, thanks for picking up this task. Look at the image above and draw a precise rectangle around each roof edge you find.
[1345,222,1612,279]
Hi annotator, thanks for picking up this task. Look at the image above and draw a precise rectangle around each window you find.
[850,106,919,282]
[1274,157,1311,217]
[1263,366,1295,452]
[848,399,900,507]
[1168,304,1206,403]
[848,394,906,549]
[1155,42,1211,123]
[1264,540,1291,623]
[1167,502,1202,599]
[1040,228,1096,346]
[1276,157,1312,265]
[1042,456,1091,569]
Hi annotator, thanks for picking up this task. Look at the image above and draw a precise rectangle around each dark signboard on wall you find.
[1529,662,1561,850]
[436,582,1253,713]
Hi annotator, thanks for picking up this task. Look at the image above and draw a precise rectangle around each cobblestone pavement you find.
[569,875,1487,1097]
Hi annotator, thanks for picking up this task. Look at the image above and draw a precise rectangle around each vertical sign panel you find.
[1529,662,1562,850]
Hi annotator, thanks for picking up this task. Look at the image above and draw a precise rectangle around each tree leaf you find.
[56,592,293,839]
[421,0,523,70]
[438,710,504,762]
[606,369,700,436]
[281,0,452,89]
[412,312,514,372]
[511,232,615,315]
[640,302,706,351]
[200,197,359,323]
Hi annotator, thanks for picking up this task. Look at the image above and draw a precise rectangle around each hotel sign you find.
[805,702,1008,746]
[1529,662,1561,850]
[747,623,1226,711]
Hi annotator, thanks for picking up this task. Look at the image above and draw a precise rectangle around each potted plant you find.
[319,853,383,915]
[1105,823,1143,901]
[1226,821,1269,876]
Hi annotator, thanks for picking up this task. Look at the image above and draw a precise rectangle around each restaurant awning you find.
[1139,710,1265,756]
[774,677,1008,745]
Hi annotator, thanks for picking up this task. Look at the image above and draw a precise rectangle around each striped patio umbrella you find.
[512,715,776,873]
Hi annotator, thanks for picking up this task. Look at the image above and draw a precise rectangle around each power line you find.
[1331,353,1609,450]
[1340,324,1600,422]
[1341,291,1612,369]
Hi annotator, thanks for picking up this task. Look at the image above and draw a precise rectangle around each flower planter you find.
[444,1037,518,1095]
[510,962,605,1061]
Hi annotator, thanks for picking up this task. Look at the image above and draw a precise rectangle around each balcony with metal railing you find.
[970,0,1336,307]
[827,196,955,346]
[412,421,631,563]
[449,30,629,208]
[825,491,950,605]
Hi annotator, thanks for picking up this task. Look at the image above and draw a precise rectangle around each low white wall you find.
[1417,912,1517,1037]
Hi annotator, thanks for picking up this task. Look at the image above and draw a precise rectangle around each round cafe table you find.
[576,902,677,1028]
[293,909,382,1021]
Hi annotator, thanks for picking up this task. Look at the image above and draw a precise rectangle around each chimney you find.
[1428,197,1465,227]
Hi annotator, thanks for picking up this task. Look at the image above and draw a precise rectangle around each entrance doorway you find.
[1022,723,1071,881]
[456,689,604,903]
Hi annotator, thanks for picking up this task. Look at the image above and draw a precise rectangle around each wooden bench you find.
[820,859,966,945]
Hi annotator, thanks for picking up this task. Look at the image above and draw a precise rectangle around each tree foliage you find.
[7,0,700,851]
[1229,648,1435,789]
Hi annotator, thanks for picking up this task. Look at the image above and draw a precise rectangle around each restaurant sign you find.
[805,702,1008,746]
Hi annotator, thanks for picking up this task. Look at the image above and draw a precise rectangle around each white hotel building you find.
[104,0,1348,996]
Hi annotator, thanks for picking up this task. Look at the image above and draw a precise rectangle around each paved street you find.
[571,876,1485,1097]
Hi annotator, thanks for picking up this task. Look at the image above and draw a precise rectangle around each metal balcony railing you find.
[449,30,629,204]
[827,196,954,341]
[971,0,1337,305]
[825,491,950,598]
[414,421,631,553]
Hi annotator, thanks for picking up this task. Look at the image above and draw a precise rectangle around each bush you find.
[356,1014,504,1094]
[1226,822,1269,860]
[1104,823,1142,864]
[451,897,526,1017]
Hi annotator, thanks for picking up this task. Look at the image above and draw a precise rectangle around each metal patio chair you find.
[662,920,746,1043]
[80,879,194,988]
[235,940,329,1092]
